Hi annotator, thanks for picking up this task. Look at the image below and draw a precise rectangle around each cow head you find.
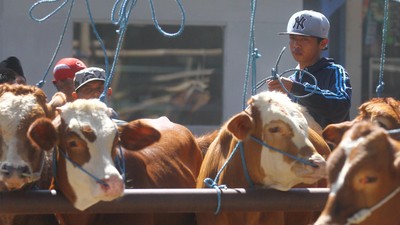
[29,99,160,210]
[0,84,56,190]
[315,121,400,225]
[226,91,326,190]
[323,98,400,149]
[355,97,400,130]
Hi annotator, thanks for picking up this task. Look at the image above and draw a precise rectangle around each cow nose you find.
[0,163,31,178]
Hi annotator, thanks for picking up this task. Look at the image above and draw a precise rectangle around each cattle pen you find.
[0,188,328,214]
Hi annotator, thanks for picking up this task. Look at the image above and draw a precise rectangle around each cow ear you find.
[322,121,354,148]
[118,120,161,150]
[227,112,254,141]
[28,118,58,151]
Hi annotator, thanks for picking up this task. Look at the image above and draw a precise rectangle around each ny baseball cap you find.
[279,10,330,39]
[74,67,106,91]
[53,58,87,83]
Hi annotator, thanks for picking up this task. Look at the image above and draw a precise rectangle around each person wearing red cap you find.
[52,57,87,102]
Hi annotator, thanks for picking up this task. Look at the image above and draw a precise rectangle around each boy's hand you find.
[267,77,293,93]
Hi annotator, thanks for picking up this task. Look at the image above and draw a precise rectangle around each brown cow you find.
[28,99,203,225]
[0,84,61,225]
[324,97,400,147]
[315,121,400,225]
[196,91,328,225]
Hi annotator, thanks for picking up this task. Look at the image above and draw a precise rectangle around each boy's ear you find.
[320,38,329,50]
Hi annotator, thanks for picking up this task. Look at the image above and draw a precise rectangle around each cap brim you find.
[278,31,312,36]
[75,78,105,91]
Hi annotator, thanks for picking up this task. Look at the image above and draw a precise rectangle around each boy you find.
[52,57,87,102]
[73,67,120,120]
[267,10,352,129]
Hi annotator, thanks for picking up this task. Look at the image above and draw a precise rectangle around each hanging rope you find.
[29,0,76,88]
[29,0,186,104]
[242,0,260,110]
[101,0,186,103]
[376,0,390,97]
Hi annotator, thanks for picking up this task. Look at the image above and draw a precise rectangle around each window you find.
[73,23,224,125]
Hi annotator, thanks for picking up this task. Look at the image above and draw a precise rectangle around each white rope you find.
[346,186,400,224]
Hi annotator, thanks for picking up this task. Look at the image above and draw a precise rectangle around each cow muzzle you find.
[97,174,125,201]
[294,155,327,183]
[0,162,33,190]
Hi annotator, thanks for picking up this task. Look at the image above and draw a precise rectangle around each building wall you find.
[1,0,315,134]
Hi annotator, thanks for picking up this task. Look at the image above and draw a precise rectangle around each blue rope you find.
[242,0,259,110]
[101,0,186,102]
[255,47,318,99]
[29,0,75,88]
[203,142,241,214]
[114,144,126,182]
[84,0,111,104]
[149,0,186,37]
[58,148,109,187]
[238,142,254,188]
[376,0,389,97]
[250,135,318,167]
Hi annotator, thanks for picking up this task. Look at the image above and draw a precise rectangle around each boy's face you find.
[54,78,74,95]
[75,80,105,99]
[289,34,328,68]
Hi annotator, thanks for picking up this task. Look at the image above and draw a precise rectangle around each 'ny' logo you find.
[293,16,306,30]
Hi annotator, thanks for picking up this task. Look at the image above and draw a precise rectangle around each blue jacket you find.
[290,57,352,128]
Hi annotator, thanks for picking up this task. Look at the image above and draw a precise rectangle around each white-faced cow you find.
[0,84,61,225]
[315,121,400,225]
[196,91,329,225]
[28,99,203,225]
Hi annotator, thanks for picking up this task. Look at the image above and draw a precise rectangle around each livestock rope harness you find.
[343,127,400,225]
[204,121,318,214]
[53,122,126,188]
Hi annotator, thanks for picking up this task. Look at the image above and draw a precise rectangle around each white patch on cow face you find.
[0,92,38,185]
[330,136,365,195]
[252,91,309,150]
[251,92,313,189]
[260,152,304,190]
[58,99,124,210]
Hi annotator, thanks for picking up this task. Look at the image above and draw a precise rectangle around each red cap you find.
[53,58,87,83]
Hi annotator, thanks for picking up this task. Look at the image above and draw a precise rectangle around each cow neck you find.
[203,140,253,215]
[345,186,400,225]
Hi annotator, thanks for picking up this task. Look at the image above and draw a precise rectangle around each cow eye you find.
[376,121,388,129]
[365,176,378,183]
[268,127,280,133]
[68,140,78,148]
[360,176,378,184]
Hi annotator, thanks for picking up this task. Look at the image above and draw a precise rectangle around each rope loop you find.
[30,0,75,88]
[29,0,69,22]
[111,0,138,26]
[255,47,318,99]
[149,0,186,37]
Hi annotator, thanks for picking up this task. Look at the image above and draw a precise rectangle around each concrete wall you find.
[1,0,302,133]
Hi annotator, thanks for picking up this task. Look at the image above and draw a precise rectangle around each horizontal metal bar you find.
[0,188,329,214]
